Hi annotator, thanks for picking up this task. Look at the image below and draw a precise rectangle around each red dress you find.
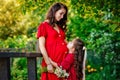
[58,54,77,80]
[37,22,68,80]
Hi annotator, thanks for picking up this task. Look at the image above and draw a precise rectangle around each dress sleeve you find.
[59,54,74,70]
[37,22,47,39]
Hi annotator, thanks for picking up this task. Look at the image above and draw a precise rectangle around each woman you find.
[37,2,68,80]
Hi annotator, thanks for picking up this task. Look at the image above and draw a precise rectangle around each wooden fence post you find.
[0,58,10,80]
[27,57,37,80]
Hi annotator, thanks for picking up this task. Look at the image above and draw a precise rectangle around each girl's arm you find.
[50,54,74,70]
[39,37,53,73]
[61,54,74,70]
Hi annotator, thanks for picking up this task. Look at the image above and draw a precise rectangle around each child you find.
[49,38,87,80]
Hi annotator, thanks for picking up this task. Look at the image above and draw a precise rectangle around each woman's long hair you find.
[73,38,86,80]
[45,2,68,31]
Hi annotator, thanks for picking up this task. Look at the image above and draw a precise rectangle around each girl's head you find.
[67,38,84,53]
[46,2,68,31]
[67,38,85,80]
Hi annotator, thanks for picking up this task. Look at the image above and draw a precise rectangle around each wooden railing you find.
[0,51,42,80]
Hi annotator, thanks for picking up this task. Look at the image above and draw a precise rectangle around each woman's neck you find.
[44,19,49,23]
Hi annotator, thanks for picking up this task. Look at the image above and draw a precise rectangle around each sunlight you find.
[4,0,12,3]
[4,0,20,7]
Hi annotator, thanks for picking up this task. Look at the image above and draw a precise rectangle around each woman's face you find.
[55,8,66,21]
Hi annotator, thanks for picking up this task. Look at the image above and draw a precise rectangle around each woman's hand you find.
[49,58,59,68]
[47,64,54,73]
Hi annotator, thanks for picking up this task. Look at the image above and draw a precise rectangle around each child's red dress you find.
[59,54,77,80]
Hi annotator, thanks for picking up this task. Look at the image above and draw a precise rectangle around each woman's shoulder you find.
[44,20,49,23]
[40,21,47,25]
[40,20,50,26]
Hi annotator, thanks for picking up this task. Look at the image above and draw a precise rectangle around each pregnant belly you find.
[41,44,68,67]
[52,44,68,63]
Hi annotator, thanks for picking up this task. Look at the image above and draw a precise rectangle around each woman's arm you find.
[39,37,53,73]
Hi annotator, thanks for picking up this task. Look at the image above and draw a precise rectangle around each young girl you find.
[50,38,87,80]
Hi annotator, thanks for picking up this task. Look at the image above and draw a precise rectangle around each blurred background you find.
[0,0,120,80]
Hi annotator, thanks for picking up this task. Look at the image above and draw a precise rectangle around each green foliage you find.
[0,35,27,48]
[86,50,116,80]
[0,33,37,51]
[0,0,69,40]
[86,64,116,80]
[67,1,120,79]
[11,58,27,80]
[0,0,27,39]
[11,57,42,80]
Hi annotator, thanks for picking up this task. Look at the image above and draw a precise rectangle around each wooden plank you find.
[0,52,42,80]
[0,53,42,57]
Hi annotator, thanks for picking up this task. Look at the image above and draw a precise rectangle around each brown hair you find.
[73,38,85,80]
[45,2,68,31]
